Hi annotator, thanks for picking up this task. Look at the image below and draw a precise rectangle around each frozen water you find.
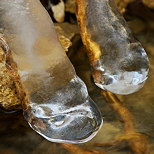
[0,0,102,143]
[24,75,102,143]
[86,0,149,94]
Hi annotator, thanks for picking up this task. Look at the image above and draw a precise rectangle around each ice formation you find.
[76,0,149,95]
[0,0,102,143]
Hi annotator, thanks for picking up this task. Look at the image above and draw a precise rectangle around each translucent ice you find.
[0,0,102,143]
[77,0,149,95]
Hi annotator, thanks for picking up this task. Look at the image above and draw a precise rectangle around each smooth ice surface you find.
[24,76,102,143]
[0,0,102,143]
[86,0,149,95]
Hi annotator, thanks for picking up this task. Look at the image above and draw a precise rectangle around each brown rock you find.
[0,37,21,111]
[143,0,154,9]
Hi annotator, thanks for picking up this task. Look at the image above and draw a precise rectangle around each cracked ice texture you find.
[85,0,149,94]
[0,0,102,143]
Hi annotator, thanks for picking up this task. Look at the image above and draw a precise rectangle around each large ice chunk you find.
[0,0,102,143]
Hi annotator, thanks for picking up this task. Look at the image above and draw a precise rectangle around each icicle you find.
[76,0,149,95]
[0,0,102,143]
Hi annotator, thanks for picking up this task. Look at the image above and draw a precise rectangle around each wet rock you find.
[0,42,21,111]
